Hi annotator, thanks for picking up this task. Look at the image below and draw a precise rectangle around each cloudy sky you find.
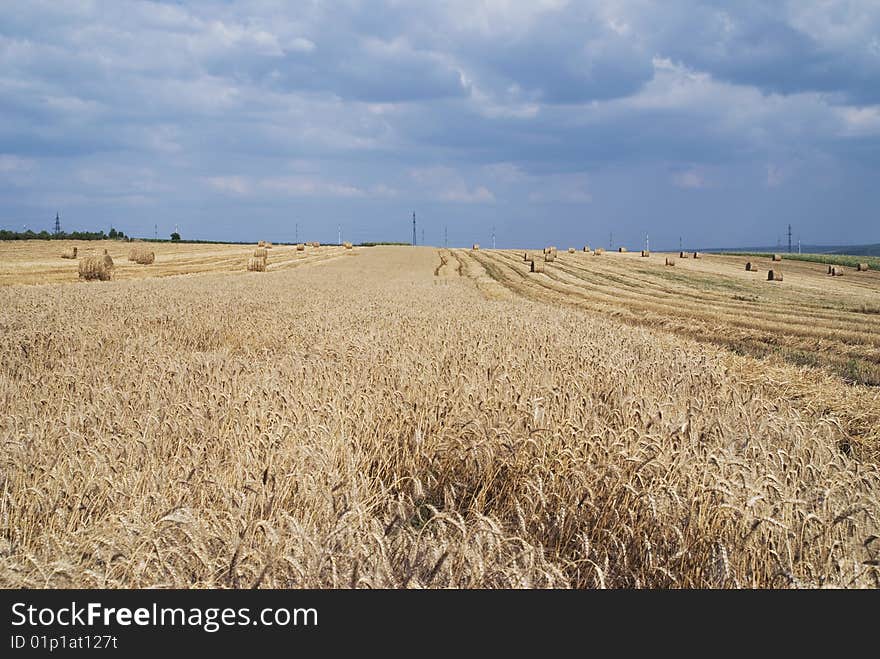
[1,1,879,248]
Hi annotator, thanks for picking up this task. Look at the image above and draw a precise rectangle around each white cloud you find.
[203,176,251,195]
[671,169,707,189]
[410,166,495,203]
[0,154,35,173]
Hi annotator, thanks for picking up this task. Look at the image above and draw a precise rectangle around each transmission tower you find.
[787,224,792,254]
[412,212,416,246]
[54,212,61,235]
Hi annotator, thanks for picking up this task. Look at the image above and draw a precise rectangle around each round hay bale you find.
[296,243,305,251]
[772,254,782,262]
[128,246,154,264]
[258,240,266,247]
[665,257,676,266]
[583,245,590,252]
[594,248,604,255]
[78,255,112,281]
[247,257,267,272]
[641,250,650,257]
[692,252,702,259]
[568,247,576,253]
[343,242,353,249]
[679,251,689,258]
[472,243,480,250]
[530,259,544,273]
[523,251,532,261]
[768,269,783,281]
[745,262,754,271]
[61,247,77,259]
[857,262,869,272]
[254,247,268,258]
[544,252,556,262]
[618,247,628,253]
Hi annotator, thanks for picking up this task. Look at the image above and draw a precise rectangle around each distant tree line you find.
[0,228,128,241]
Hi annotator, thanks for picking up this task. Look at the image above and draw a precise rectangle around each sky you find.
[1,1,879,249]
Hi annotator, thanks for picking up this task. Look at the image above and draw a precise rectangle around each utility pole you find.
[679,236,682,252]
[787,223,792,254]
[338,224,341,245]
[421,228,425,246]
[798,239,801,254]
[295,222,298,243]
[646,233,649,253]
[492,225,496,250]
[412,212,416,246]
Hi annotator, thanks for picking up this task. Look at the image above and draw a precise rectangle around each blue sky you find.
[1,1,879,249]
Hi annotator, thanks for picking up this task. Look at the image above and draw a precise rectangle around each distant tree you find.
[171,232,181,241]
[108,227,117,239]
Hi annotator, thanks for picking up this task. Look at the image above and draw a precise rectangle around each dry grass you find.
[1,246,879,589]
[0,240,351,286]
[254,247,268,259]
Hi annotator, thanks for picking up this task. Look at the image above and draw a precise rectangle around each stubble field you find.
[1,242,878,588]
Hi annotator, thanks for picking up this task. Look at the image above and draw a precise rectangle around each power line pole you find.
[492,225,496,250]
[295,222,298,243]
[609,232,613,250]
[646,233,649,252]
[412,212,416,246]
[338,223,341,245]
[679,236,682,252]
[787,223,792,254]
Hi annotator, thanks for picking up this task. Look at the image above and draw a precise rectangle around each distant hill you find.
[710,243,880,257]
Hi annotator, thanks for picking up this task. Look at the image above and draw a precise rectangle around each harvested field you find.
[0,240,351,285]
[1,244,878,589]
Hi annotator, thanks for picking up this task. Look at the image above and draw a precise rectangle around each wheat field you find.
[1,242,879,588]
